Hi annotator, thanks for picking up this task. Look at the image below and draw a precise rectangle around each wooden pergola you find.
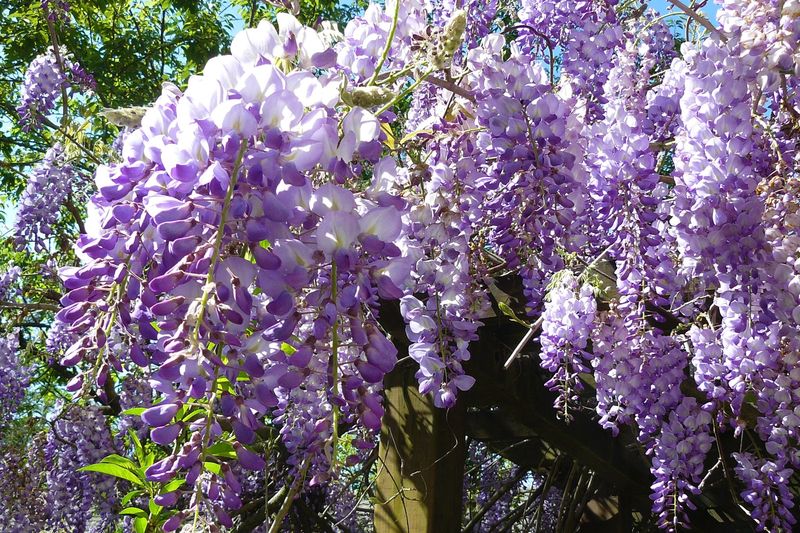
[371,276,756,532]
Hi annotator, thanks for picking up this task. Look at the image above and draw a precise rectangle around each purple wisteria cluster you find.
[462,440,529,531]
[649,398,714,528]
[0,332,26,428]
[466,33,586,311]
[50,7,430,527]
[28,0,800,530]
[401,157,488,408]
[14,143,76,251]
[733,451,797,531]
[0,265,21,301]
[539,275,596,419]
[0,435,48,533]
[44,405,118,532]
[16,46,93,130]
[42,0,71,22]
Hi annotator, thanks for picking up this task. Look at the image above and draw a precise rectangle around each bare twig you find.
[503,315,543,369]
[267,460,310,533]
[425,74,476,102]
[505,24,556,85]
[233,484,288,532]
[40,117,102,165]
[45,16,70,128]
[462,468,529,532]
[712,419,742,506]
[0,302,60,312]
[666,0,726,41]
[367,0,400,85]
[64,193,86,234]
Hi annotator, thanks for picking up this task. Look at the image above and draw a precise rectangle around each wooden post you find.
[374,363,467,533]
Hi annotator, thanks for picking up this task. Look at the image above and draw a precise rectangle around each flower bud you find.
[345,86,394,107]
[235,442,266,470]
[151,423,182,446]
[443,10,467,55]
[154,491,179,507]
[141,402,181,427]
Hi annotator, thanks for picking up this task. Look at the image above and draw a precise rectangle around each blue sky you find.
[651,0,718,24]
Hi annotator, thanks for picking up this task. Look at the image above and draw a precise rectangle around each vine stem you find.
[462,468,529,532]
[40,117,102,165]
[188,141,247,531]
[65,193,86,234]
[367,0,401,86]
[191,141,248,342]
[424,74,476,102]
[0,302,59,312]
[375,68,436,117]
[190,382,219,532]
[329,260,340,469]
[267,460,310,533]
[44,15,70,128]
[72,250,133,400]
[506,24,556,86]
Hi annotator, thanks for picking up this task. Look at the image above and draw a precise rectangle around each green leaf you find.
[121,489,145,507]
[203,461,221,475]
[206,441,237,459]
[180,408,205,423]
[128,429,144,465]
[216,376,234,393]
[281,342,297,355]
[120,407,146,416]
[120,507,147,516]
[497,301,515,317]
[100,454,138,469]
[78,463,144,486]
[149,498,163,516]
[400,128,434,145]
[143,451,156,469]
[496,301,529,327]
[380,122,396,150]
[133,516,147,533]
[162,478,185,492]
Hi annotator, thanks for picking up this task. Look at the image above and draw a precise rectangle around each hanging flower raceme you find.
[336,0,428,81]
[14,143,76,251]
[400,159,487,407]
[0,332,26,428]
[717,0,800,86]
[733,451,798,532]
[41,0,71,23]
[16,46,93,130]
[44,405,118,532]
[539,273,596,419]
[0,435,48,532]
[0,266,21,301]
[52,11,421,525]
[466,34,588,312]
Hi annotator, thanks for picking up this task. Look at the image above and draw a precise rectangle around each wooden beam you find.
[371,286,753,529]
